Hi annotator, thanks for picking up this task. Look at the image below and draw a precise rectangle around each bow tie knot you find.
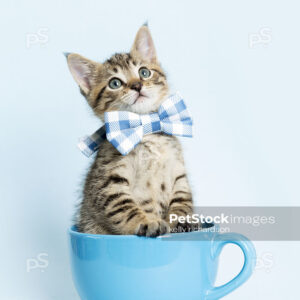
[140,113,161,134]
[78,92,193,156]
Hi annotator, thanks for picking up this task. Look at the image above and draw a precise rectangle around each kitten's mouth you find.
[133,92,148,104]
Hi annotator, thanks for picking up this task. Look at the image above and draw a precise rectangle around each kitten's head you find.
[66,25,169,118]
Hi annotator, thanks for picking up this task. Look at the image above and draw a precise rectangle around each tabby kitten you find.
[66,25,194,237]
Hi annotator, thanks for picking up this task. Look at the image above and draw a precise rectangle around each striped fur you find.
[67,25,194,236]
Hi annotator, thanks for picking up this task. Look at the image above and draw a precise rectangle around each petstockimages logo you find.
[169,213,275,227]
[170,213,230,225]
[167,207,300,241]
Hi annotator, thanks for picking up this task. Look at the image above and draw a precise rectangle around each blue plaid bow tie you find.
[78,92,193,156]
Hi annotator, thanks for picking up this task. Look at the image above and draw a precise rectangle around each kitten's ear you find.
[131,25,157,63]
[66,53,99,95]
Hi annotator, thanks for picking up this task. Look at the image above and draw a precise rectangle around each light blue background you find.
[0,0,299,299]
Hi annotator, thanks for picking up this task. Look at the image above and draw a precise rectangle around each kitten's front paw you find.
[136,219,170,237]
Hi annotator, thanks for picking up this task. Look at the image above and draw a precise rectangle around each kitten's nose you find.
[130,81,142,92]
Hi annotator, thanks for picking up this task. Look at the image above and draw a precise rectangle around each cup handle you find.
[206,233,256,300]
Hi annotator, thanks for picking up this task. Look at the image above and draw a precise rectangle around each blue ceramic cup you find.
[69,226,256,300]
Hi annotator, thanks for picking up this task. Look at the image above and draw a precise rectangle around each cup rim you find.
[69,224,217,240]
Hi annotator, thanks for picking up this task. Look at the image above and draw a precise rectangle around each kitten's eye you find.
[139,67,151,79]
[109,78,122,89]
